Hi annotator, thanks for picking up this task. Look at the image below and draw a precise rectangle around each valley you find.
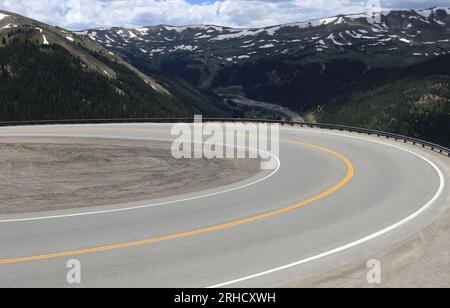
[0,7,449,145]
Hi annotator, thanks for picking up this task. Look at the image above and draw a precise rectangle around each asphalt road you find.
[0,123,447,288]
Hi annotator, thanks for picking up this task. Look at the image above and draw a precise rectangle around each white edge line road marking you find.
[208,128,445,288]
[0,127,445,287]
[0,134,281,223]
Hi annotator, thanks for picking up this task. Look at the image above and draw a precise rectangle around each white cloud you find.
[0,0,446,29]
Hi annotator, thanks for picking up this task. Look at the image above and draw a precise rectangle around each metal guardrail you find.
[0,117,449,157]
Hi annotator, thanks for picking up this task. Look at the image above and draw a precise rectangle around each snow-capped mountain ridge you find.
[82,7,450,64]
[81,7,450,34]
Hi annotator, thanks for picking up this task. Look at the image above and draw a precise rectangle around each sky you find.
[0,0,448,30]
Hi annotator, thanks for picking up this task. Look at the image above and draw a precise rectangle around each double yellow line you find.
[0,139,354,264]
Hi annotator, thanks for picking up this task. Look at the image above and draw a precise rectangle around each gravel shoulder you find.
[0,137,261,214]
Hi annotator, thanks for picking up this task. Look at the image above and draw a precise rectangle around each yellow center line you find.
[0,139,354,264]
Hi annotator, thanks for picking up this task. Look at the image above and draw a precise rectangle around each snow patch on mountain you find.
[259,43,274,49]
[136,27,149,35]
[88,31,97,40]
[0,13,9,21]
[171,45,198,51]
[163,25,188,33]
[212,28,266,40]
[1,23,16,29]
[42,34,49,45]
[265,26,281,36]
[128,30,137,38]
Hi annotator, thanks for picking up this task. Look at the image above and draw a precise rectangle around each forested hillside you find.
[0,10,228,121]
[0,42,181,120]
[320,55,450,147]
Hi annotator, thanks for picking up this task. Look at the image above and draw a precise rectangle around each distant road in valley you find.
[223,95,304,122]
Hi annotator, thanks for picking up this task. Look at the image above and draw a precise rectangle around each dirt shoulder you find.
[0,137,261,214]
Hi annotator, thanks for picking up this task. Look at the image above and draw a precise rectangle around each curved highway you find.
[0,123,448,287]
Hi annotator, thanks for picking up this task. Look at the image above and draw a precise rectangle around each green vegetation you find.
[111,52,227,116]
[0,41,227,121]
[319,55,450,147]
[302,112,317,123]
[0,41,174,120]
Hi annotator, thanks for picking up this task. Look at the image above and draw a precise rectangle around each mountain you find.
[0,10,228,121]
[1,8,449,145]
[319,53,450,147]
[82,7,450,146]
[83,7,450,104]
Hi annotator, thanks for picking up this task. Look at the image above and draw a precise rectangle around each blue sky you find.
[0,0,447,30]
